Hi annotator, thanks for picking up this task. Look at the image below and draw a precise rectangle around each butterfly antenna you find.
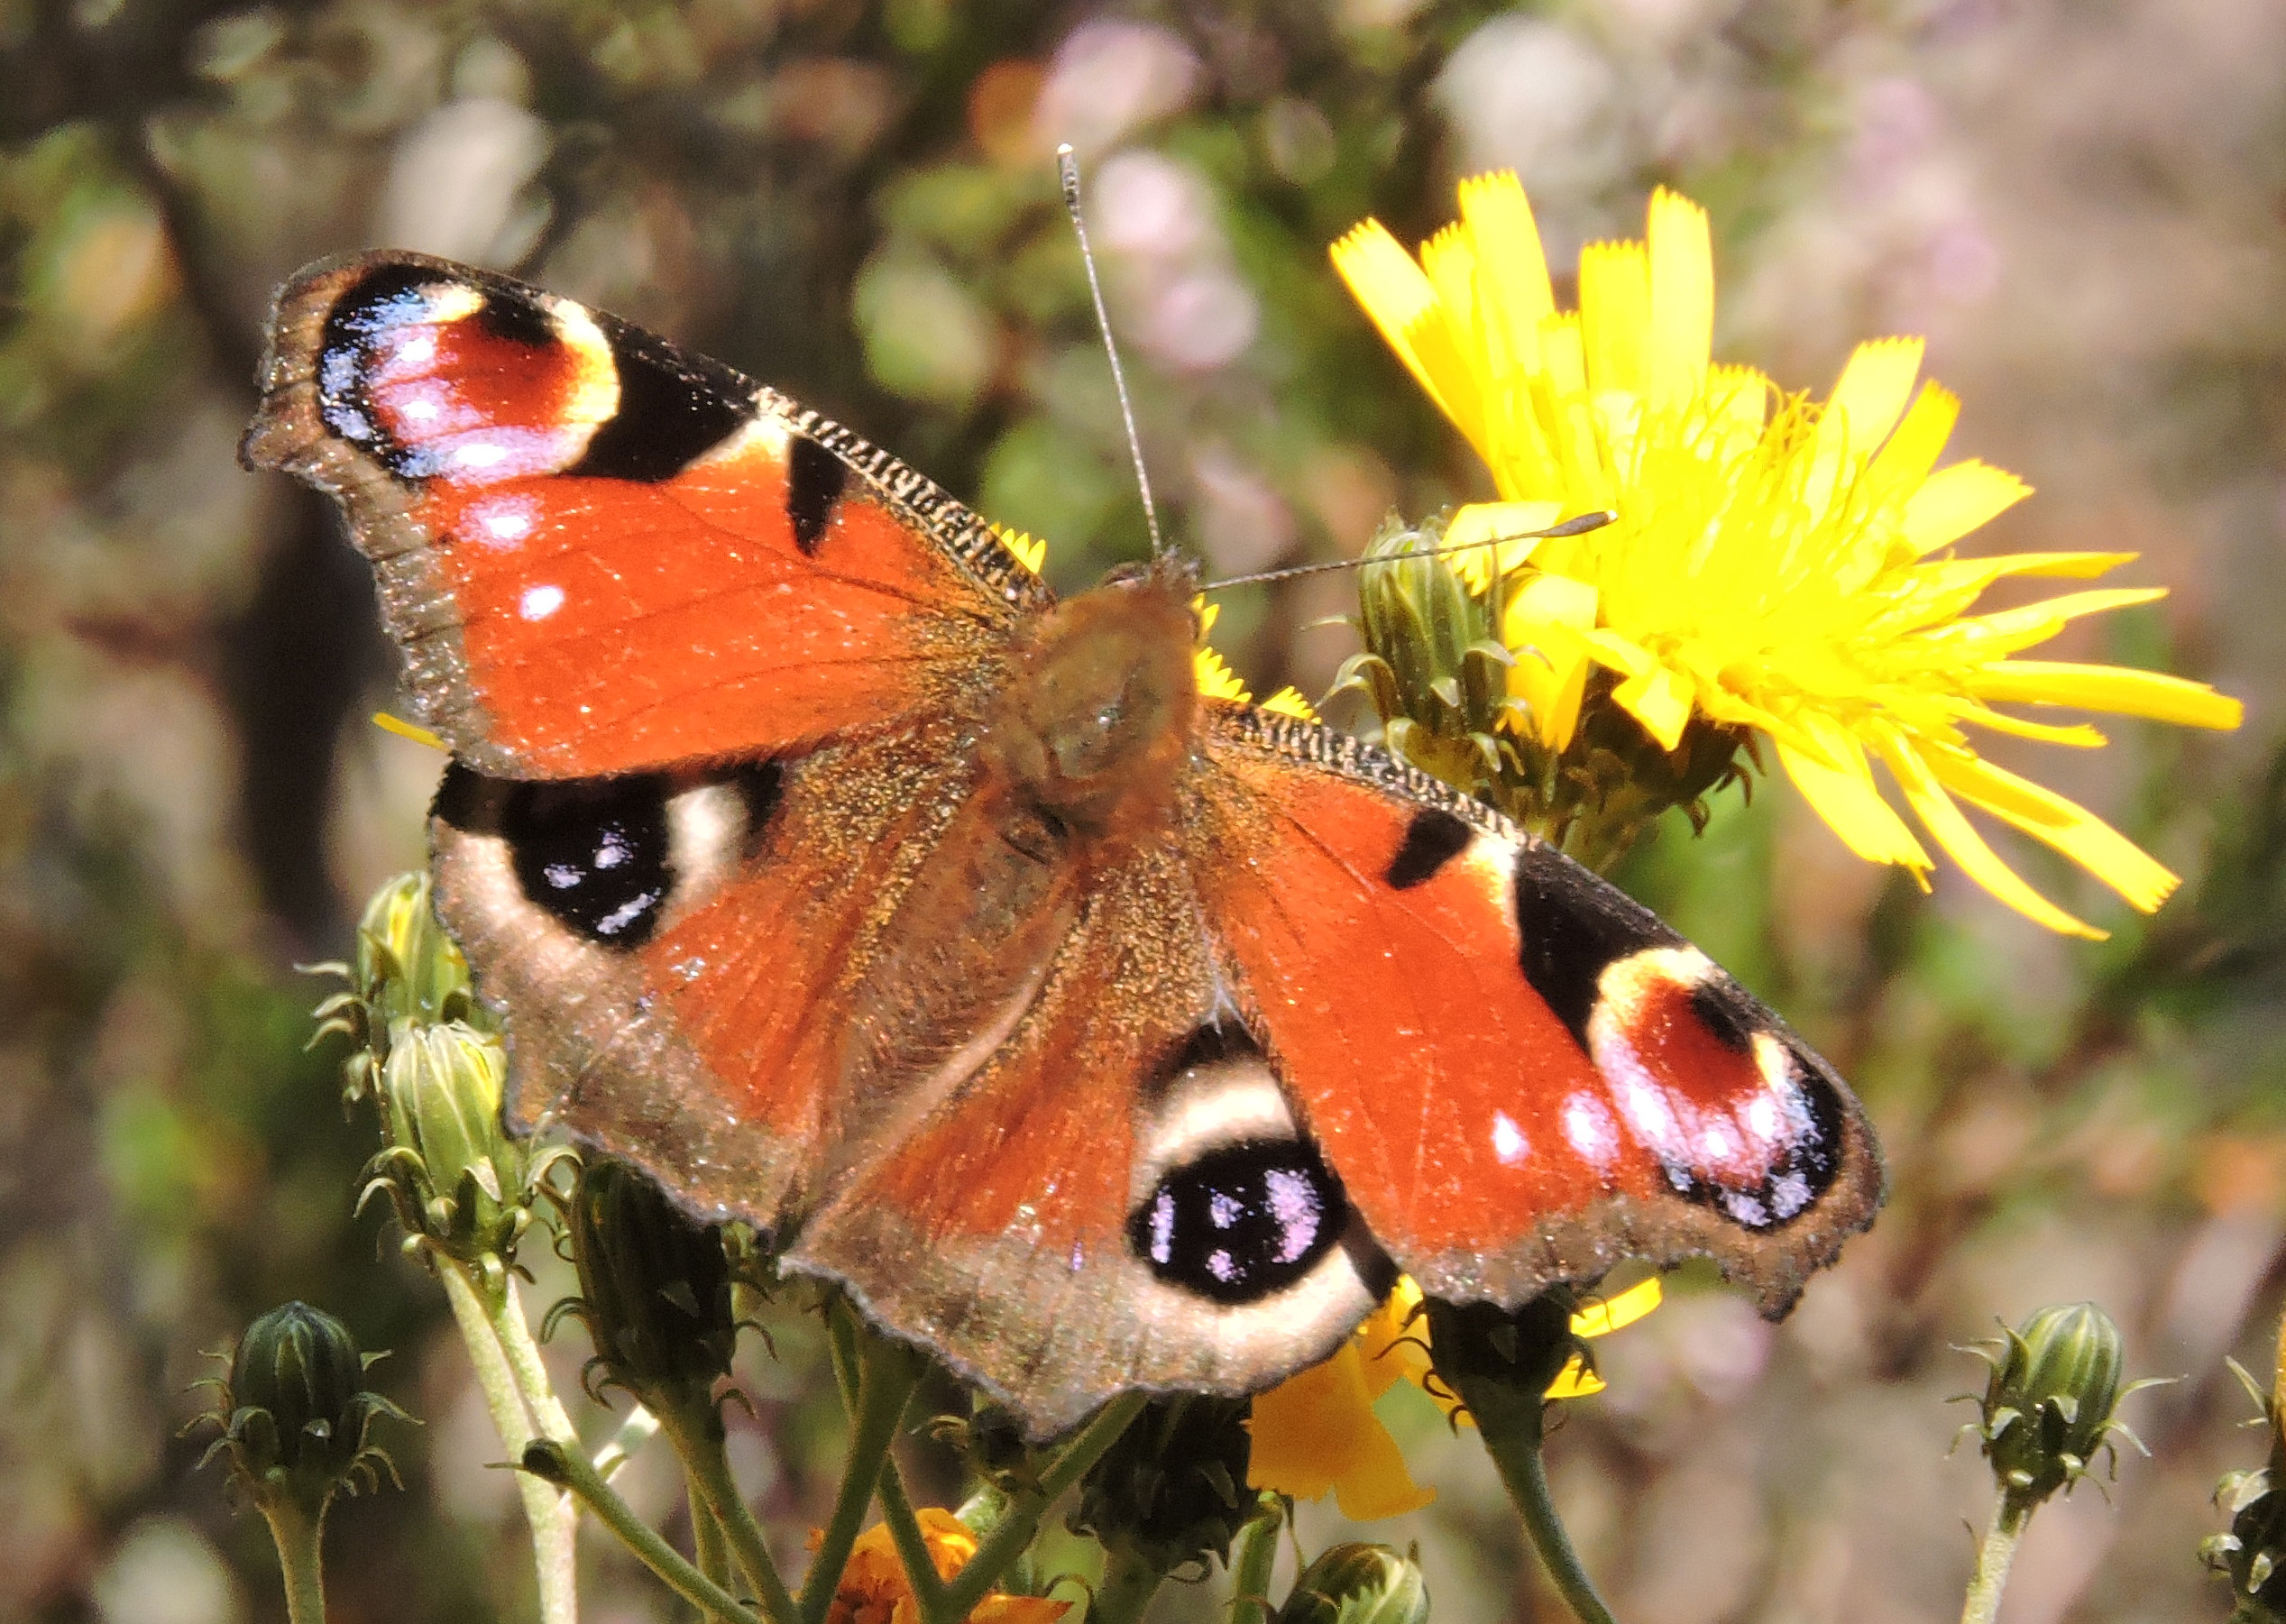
[1198,509,1616,594]
[1059,142,1165,559]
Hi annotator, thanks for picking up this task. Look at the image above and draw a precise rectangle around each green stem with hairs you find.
[1960,1491,2034,1624]
[1226,1495,1283,1624]
[1088,1544,1168,1624]
[436,1258,579,1624]
[1457,1378,1619,1624]
[522,1440,754,1624]
[658,1399,801,1624]
[799,1326,923,1624]
[922,1394,1148,1624]
[255,1495,328,1624]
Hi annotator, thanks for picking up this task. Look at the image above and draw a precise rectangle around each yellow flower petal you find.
[1544,1357,1606,1399]
[1356,1278,1434,1400]
[1571,1277,1664,1337]
[1195,645,1251,704]
[1865,381,1960,493]
[1928,748,2180,913]
[1645,188,1712,412]
[1825,336,1924,458]
[989,524,1048,576]
[1507,638,1593,751]
[1949,703,2107,748]
[1611,660,1694,751]
[372,711,445,750]
[1261,685,1320,723]
[1957,587,2168,656]
[1901,460,2033,555]
[1872,731,2103,938]
[1967,661,2246,729]
[1579,238,1649,399]
[1331,222,1480,447]
[1458,171,1556,375]
[1246,1344,1437,1520]
[1776,720,1933,873]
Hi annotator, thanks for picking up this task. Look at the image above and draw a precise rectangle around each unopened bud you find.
[1072,1395,1253,1575]
[365,1020,534,1266]
[1333,514,1510,802]
[1967,1302,2157,1507]
[556,1158,738,1405]
[1276,1543,1430,1624]
[194,1302,409,1515]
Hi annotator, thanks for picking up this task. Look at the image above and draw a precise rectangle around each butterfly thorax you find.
[979,568,1199,847]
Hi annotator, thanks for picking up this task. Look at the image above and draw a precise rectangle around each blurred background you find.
[4,0,2282,1619]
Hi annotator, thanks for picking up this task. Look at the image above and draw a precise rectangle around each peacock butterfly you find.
[243,252,1882,1438]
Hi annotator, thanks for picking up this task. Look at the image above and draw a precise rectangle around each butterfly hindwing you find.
[242,252,1048,777]
[789,847,1390,1438]
[430,713,1019,1230]
[1195,706,1883,1317]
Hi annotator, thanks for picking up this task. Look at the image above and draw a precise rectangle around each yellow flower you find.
[814,1508,1069,1624]
[1246,1277,1660,1520]
[1193,601,1318,720]
[1332,175,2243,938]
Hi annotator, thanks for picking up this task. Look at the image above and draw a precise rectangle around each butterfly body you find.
[245,252,1882,1437]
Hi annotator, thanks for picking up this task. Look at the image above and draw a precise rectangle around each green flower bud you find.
[1330,515,1748,870]
[1070,1395,1253,1575]
[2202,1360,2286,1620]
[362,1020,540,1270]
[310,871,485,1105]
[193,1302,409,1516]
[555,1158,739,1405]
[1276,1543,1431,1624]
[1965,1302,2158,1508]
[354,869,481,1031]
[1334,513,1510,803]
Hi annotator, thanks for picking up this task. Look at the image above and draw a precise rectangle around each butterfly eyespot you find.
[1586,949,1854,1234]
[497,775,675,947]
[434,758,785,951]
[1126,1139,1350,1305]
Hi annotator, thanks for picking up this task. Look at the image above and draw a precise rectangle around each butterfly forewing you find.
[242,252,1049,777]
[1194,705,1882,1317]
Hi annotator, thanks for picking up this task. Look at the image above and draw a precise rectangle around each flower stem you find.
[688,1471,735,1623]
[1960,1492,2034,1624]
[923,1394,1148,1624]
[1088,1544,1167,1624]
[436,1258,580,1624]
[522,1440,755,1624]
[658,1399,801,1624]
[1226,1494,1282,1624]
[877,1460,953,1615]
[799,1326,923,1624]
[489,1272,582,1624]
[256,1496,327,1624]
[1462,1385,1619,1624]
